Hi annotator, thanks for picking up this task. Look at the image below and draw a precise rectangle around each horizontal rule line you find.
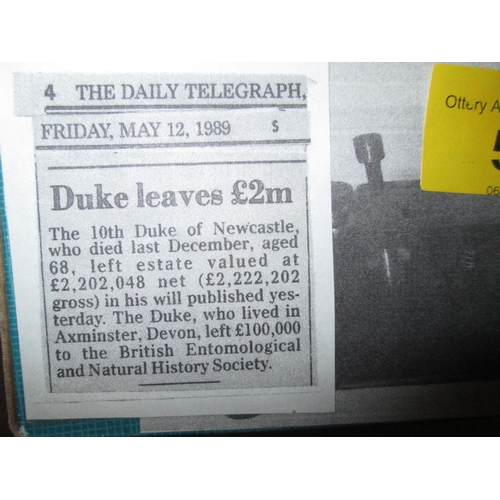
[138,381,221,387]
[36,139,310,151]
[48,160,307,170]
[45,103,307,113]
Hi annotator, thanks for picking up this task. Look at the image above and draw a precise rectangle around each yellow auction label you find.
[421,63,500,195]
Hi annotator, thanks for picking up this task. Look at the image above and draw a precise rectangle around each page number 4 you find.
[44,84,56,101]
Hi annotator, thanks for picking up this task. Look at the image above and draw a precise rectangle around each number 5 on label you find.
[493,130,500,171]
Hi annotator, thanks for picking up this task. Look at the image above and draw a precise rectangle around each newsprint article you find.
[0,63,335,422]
[1,63,500,433]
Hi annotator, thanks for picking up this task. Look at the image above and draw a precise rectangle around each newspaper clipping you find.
[2,64,334,419]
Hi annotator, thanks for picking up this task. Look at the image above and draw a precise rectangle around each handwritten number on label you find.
[493,130,500,171]
[494,130,500,152]
[44,84,56,101]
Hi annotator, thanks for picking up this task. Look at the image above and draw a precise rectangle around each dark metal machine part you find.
[334,133,500,390]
